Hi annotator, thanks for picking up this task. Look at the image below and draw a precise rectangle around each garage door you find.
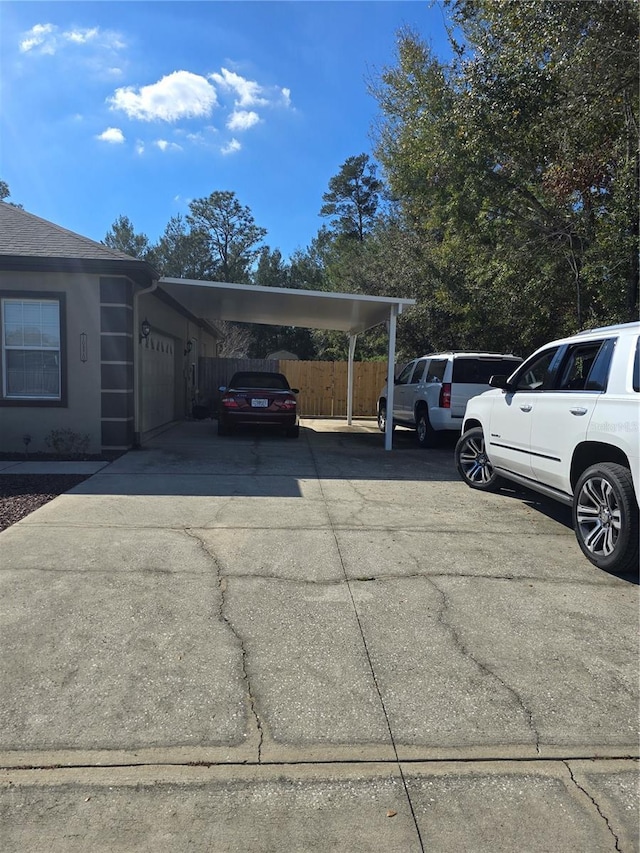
[140,331,176,433]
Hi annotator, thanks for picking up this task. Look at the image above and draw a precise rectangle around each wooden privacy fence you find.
[199,357,387,417]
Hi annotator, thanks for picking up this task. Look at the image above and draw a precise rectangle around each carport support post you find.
[346,333,357,425]
[385,304,398,451]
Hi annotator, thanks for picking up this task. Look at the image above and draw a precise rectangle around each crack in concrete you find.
[427,575,542,755]
[563,761,622,852]
[183,529,264,763]
[330,569,625,588]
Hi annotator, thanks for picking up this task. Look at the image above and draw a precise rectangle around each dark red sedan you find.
[217,371,300,438]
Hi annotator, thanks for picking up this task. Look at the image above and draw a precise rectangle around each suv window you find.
[410,359,428,384]
[426,359,447,382]
[395,362,415,386]
[585,339,616,391]
[515,347,561,391]
[453,357,522,384]
[634,338,640,393]
[557,340,613,391]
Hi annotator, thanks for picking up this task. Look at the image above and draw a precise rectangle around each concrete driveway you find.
[1,419,638,852]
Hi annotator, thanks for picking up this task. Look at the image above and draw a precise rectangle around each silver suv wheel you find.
[377,404,387,432]
[416,407,437,448]
[573,463,639,573]
[455,427,503,492]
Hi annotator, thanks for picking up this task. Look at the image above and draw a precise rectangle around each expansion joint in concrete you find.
[304,434,425,852]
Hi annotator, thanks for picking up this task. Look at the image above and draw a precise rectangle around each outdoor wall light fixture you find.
[184,339,193,355]
[140,318,151,343]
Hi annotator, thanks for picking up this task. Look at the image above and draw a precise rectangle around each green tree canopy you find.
[320,153,383,242]
[371,1,639,351]
[104,215,154,261]
[0,180,23,208]
[152,215,213,279]
[187,190,267,283]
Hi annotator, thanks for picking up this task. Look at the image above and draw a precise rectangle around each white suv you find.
[378,352,523,447]
[455,322,640,573]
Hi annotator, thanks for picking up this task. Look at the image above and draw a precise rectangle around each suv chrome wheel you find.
[416,407,437,448]
[455,427,502,492]
[573,463,639,573]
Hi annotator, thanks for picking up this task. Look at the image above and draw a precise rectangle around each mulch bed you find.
[0,475,89,532]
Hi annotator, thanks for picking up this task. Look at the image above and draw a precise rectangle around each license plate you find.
[251,398,269,407]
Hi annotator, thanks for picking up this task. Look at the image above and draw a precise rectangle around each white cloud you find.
[221,138,241,156]
[109,71,217,122]
[210,68,268,108]
[227,110,260,131]
[96,127,125,144]
[281,87,292,108]
[154,139,182,152]
[20,23,56,54]
[19,23,125,55]
[135,141,145,155]
[64,27,99,45]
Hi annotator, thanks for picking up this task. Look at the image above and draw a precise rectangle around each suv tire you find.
[455,427,503,491]
[377,403,394,433]
[416,407,437,448]
[573,462,639,574]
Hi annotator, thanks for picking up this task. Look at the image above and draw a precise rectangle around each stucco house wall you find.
[0,204,222,457]
[1,269,103,455]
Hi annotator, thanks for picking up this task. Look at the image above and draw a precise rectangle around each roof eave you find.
[0,254,159,284]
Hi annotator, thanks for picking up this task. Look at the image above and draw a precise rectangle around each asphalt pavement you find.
[0,419,637,852]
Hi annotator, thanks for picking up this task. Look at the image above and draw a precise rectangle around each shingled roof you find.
[0,203,158,281]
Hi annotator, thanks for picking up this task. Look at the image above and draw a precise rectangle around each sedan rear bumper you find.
[219,411,298,429]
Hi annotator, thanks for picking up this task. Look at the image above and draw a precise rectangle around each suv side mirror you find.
[489,374,509,390]
[218,385,227,393]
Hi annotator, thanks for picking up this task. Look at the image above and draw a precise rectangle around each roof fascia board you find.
[160,276,416,309]
[0,255,157,284]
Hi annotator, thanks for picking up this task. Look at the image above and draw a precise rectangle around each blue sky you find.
[1,1,453,261]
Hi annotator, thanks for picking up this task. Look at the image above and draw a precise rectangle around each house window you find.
[2,298,61,399]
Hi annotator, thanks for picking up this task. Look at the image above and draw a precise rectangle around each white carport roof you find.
[150,276,415,450]
[158,277,415,336]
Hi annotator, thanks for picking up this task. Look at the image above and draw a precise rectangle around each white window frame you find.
[2,297,62,400]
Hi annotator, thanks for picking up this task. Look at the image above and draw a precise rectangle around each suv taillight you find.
[221,396,239,408]
[280,397,297,410]
[439,382,451,409]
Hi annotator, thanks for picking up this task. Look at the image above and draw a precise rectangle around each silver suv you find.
[378,352,523,447]
[455,322,640,574]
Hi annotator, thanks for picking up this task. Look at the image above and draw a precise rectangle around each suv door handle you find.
[519,404,532,412]
[570,407,588,416]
